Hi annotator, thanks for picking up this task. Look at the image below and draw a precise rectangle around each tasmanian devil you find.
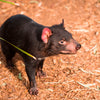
[0,14,81,95]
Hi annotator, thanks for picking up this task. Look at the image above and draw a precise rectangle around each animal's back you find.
[0,14,41,47]
[0,14,34,37]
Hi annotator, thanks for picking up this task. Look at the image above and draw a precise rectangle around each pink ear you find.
[41,28,52,43]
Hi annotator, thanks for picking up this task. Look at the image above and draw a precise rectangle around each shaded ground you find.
[0,0,100,99]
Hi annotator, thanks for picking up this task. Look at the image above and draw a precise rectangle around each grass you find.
[0,0,19,6]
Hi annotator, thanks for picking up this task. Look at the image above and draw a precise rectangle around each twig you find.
[69,88,87,92]
[77,81,96,88]
[96,79,100,83]
[90,45,97,51]
[95,70,100,73]
[77,82,100,91]
[44,80,75,84]
[44,81,61,84]
[79,68,100,76]
[73,29,89,32]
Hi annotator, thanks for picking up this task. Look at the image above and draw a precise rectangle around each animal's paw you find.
[36,70,46,78]
[29,87,38,95]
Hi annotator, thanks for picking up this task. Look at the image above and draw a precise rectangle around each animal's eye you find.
[60,40,64,44]
[59,40,66,45]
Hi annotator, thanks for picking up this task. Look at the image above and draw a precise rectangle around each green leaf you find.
[18,73,22,80]
[0,0,15,5]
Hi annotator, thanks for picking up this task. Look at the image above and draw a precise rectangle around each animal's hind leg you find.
[36,60,46,78]
[1,44,16,67]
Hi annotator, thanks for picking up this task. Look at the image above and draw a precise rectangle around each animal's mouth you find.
[60,50,77,54]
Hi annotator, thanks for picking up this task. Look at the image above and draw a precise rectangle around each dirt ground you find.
[0,0,100,100]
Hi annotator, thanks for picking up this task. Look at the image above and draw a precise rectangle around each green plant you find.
[0,0,19,5]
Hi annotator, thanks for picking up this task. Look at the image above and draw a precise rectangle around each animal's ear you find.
[41,28,52,43]
[60,19,64,28]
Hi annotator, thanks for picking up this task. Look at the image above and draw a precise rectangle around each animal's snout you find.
[76,44,81,50]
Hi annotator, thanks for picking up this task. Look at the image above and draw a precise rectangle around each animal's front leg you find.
[24,59,38,95]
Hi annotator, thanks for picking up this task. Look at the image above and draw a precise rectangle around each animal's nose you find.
[76,44,81,50]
